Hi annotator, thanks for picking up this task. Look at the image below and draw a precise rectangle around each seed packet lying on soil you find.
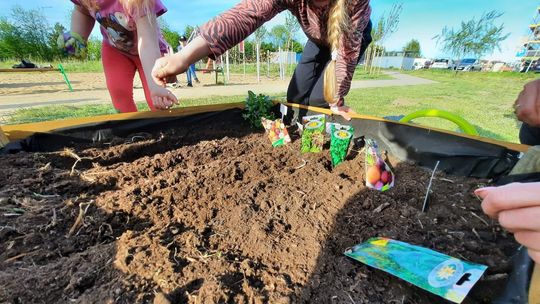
[261,118,291,147]
[301,115,325,153]
[328,123,354,167]
[365,139,394,191]
[345,238,488,304]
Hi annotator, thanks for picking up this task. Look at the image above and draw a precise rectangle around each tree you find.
[184,25,195,40]
[0,17,23,60]
[284,12,300,52]
[48,22,67,60]
[403,39,421,57]
[0,6,55,60]
[158,19,180,51]
[291,40,304,53]
[270,25,287,48]
[435,11,509,60]
[254,25,267,46]
[367,3,403,73]
[86,36,102,60]
[371,3,403,45]
[260,42,276,53]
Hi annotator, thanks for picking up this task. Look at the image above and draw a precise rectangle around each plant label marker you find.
[58,63,73,92]
[0,126,8,148]
[422,160,440,212]
[280,103,288,120]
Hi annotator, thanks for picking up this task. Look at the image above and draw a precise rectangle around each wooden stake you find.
[0,126,9,148]
[530,264,540,304]
[256,42,260,83]
[225,50,230,82]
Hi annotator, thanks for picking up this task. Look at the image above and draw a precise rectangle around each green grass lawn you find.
[1,59,391,80]
[2,69,535,143]
[0,59,104,73]
[346,69,536,143]
[2,96,247,125]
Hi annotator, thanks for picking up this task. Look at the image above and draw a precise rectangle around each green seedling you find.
[242,91,274,128]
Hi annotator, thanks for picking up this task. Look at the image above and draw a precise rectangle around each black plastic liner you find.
[3,107,521,179]
[2,109,237,153]
[285,106,521,179]
[0,105,534,302]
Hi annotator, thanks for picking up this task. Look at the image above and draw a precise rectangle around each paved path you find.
[0,71,436,112]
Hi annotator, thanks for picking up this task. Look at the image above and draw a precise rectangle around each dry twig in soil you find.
[67,202,92,237]
[470,211,490,227]
[60,148,93,176]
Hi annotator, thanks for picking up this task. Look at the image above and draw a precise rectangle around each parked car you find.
[413,58,430,70]
[456,59,482,71]
[431,59,456,70]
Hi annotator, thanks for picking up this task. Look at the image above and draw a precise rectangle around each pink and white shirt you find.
[72,0,169,55]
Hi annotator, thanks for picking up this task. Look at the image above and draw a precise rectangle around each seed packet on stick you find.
[301,115,325,153]
[365,139,394,191]
[345,238,488,304]
[329,123,354,167]
[261,118,291,147]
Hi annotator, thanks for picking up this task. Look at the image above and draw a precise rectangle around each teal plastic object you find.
[58,63,73,92]
[345,237,488,303]
[399,109,478,136]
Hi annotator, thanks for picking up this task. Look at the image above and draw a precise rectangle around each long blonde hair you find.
[323,0,350,104]
[78,0,155,21]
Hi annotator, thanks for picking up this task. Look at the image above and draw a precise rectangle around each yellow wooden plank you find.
[0,126,8,148]
[3,102,245,141]
[531,264,540,304]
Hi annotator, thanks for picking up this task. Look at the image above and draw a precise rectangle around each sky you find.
[0,0,538,62]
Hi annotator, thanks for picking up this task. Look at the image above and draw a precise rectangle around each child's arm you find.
[136,15,177,110]
[152,0,286,86]
[71,4,95,40]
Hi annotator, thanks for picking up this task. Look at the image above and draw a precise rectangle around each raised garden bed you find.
[0,110,517,303]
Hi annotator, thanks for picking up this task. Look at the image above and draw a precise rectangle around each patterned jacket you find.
[200,0,371,104]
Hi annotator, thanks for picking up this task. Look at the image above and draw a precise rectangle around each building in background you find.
[371,51,416,70]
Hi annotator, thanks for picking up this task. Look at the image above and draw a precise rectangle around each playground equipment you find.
[520,6,540,72]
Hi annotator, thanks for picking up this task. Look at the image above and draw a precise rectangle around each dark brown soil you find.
[0,117,517,304]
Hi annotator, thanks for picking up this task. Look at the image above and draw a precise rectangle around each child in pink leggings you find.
[63,0,177,112]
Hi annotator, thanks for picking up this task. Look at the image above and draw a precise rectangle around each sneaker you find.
[187,83,193,87]
[195,78,200,84]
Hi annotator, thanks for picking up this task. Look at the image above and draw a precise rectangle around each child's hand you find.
[330,104,356,121]
[150,86,178,110]
[57,32,87,58]
[475,183,540,263]
[152,54,184,87]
